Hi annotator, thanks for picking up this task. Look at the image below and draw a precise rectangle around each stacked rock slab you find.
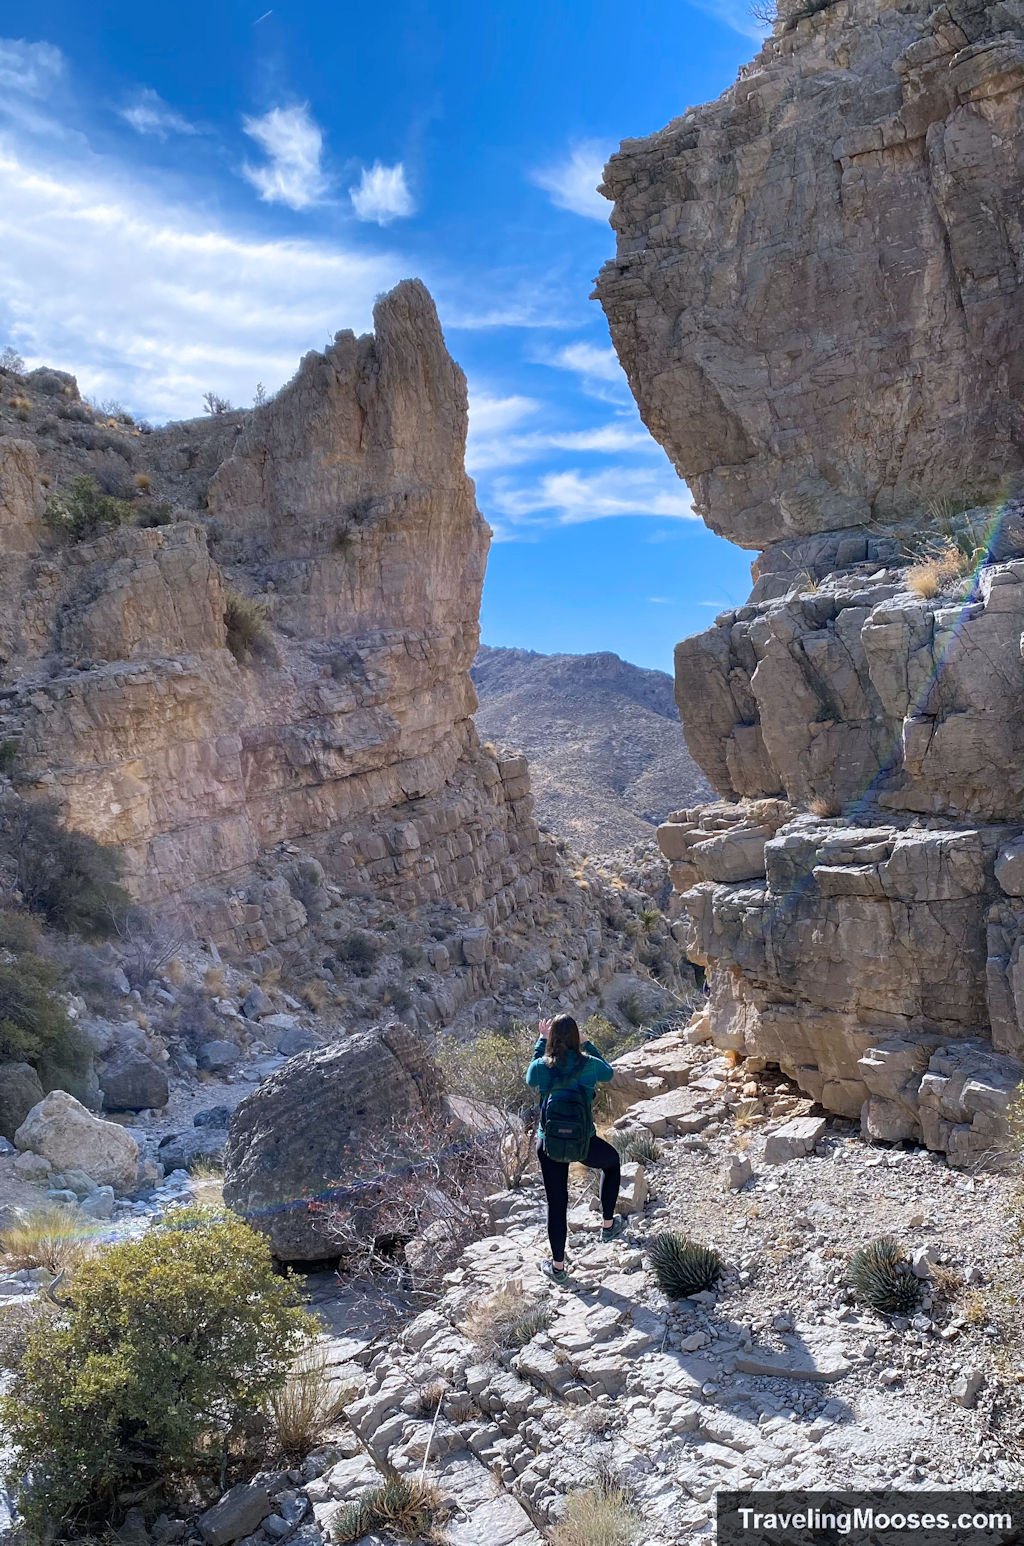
[597,0,1024,1161]
[0,283,587,961]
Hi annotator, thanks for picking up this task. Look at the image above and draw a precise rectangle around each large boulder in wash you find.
[14,1089,139,1193]
[222,1024,446,1260]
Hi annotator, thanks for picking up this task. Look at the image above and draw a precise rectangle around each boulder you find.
[277,1026,318,1057]
[223,1024,446,1259]
[198,1486,272,1546]
[100,1050,170,1112]
[0,1062,44,1141]
[157,1128,226,1173]
[193,1104,231,1129]
[14,1090,140,1193]
[198,1040,241,1073]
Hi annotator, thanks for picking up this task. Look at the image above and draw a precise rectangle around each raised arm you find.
[580,1041,614,1083]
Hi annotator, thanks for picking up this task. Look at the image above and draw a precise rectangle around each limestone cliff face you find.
[599,0,1024,1163]
[0,284,561,963]
[596,0,1024,550]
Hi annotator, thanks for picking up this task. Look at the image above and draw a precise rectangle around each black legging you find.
[537,1135,621,1262]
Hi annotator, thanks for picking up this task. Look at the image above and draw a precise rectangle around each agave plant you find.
[648,1232,722,1298]
[848,1237,922,1313]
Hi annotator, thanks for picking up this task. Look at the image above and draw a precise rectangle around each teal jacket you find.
[525,1037,614,1142]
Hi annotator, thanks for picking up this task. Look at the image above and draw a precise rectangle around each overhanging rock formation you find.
[598,0,1024,1162]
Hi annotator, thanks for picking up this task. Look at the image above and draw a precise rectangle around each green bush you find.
[0,952,90,1090]
[224,590,272,664]
[437,1021,536,1112]
[334,930,381,977]
[1,1207,316,1534]
[0,797,129,936]
[43,475,135,540]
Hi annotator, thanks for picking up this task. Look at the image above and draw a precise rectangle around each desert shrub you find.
[436,1021,539,1185]
[906,541,971,599]
[113,905,186,989]
[0,953,90,1087]
[0,346,25,374]
[224,590,272,664]
[267,1344,353,1460]
[0,1205,96,1275]
[133,472,151,492]
[334,930,381,977]
[0,739,17,774]
[610,1128,660,1166]
[616,990,651,1029]
[551,1479,642,1546]
[461,1284,551,1357]
[848,1237,922,1313]
[399,942,424,968]
[333,1477,445,1545]
[0,908,42,954]
[0,796,128,936]
[0,1300,51,1373]
[2,1206,316,1533]
[43,475,135,541]
[135,499,176,527]
[648,1233,722,1298]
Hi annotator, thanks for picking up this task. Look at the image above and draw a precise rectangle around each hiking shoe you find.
[541,1260,569,1285]
[601,1217,625,1243]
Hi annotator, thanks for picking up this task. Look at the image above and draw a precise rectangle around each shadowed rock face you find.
[599,0,1024,1162]
[0,283,561,952]
[596,0,1024,550]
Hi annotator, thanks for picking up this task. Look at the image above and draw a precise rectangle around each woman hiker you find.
[526,1013,624,1284]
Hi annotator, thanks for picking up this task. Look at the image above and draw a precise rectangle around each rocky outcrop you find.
[0,284,660,1015]
[597,0,1024,550]
[599,0,1024,1161]
[222,1024,447,1260]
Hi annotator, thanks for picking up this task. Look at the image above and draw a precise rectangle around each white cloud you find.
[686,0,771,40]
[552,342,622,382]
[648,597,672,604]
[490,467,695,531]
[242,103,327,210]
[0,38,64,97]
[350,161,415,225]
[0,144,403,421]
[120,88,196,140]
[530,140,613,221]
[468,393,539,436]
[468,418,653,474]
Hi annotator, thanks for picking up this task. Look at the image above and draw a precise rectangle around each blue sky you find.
[0,1,760,672]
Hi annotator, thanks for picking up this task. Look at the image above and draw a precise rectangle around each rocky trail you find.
[188,1029,1022,1546]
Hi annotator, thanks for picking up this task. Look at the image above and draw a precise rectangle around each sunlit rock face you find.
[599,0,1024,1161]
[596,0,1024,551]
[0,284,551,947]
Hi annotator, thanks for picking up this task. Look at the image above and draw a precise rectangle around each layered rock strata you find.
[0,284,648,1004]
[598,0,1024,1160]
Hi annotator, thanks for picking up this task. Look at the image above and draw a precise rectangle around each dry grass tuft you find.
[0,1206,97,1274]
[550,1482,642,1546]
[907,541,971,598]
[809,795,841,818]
[224,590,273,664]
[268,1343,354,1459]
[189,1159,225,1209]
[133,472,151,492]
[461,1284,552,1357]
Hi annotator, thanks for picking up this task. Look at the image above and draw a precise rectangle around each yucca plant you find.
[648,1233,722,1298]
[611,1128,660,1166]
[333,1476,445,1544]
[848,1237,922,1313]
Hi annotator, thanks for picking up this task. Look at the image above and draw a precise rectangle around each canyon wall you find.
[597,0,1024,1161]
[0,282,665,1013]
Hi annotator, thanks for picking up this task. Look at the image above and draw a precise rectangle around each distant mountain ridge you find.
[471,645,712,854]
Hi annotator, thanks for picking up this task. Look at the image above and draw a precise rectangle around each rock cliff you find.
[598,0,1024,1162]
[0,282,681,1024]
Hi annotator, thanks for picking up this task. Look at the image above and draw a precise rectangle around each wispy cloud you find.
[530,139,613,221]
[489,466,695,534]
[686,0,770,40]
[120,88,196,140]
[468,418,653,474]
[350,161,415,224]
[0,144,402,421]
[242,103,327,210]
[541,339,631,405]
[0,37,64,97]
[648,597,673,604]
